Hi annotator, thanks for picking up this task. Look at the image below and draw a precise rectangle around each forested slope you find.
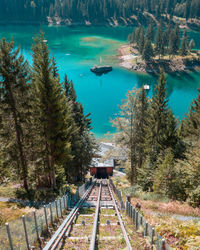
[0,0,199,24]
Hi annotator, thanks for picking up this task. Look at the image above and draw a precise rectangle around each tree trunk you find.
[8,84,28,191]
[50,144,56,189]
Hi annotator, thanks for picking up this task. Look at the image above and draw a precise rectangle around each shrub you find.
[188,185,200,207]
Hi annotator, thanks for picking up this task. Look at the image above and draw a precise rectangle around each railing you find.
[0,179,92,250]
[109,178,125,210]
[125,199,172,250]
[0,194,69,249]
[108,183,132,250]
[89,181,102,250]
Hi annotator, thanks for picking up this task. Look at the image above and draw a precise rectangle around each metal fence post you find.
[145,222,148,236]
[5,223,14,250]
[130,205,133,218]
[44,206,49,231]
[49,203,53,225]
[133,207,135,224]
[136,211,138,229]
[33,211,40,241]
[140,215,143,226]
[63,196,66,210]
[151,228,155,245]
[66,195,68,210]
[22,215,30,250]
[60,198,62,217]
[55,200,59,218]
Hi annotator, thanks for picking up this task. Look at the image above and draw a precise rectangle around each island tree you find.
[0,39,30,191]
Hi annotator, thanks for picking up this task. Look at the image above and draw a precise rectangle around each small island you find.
[119,22,200,74]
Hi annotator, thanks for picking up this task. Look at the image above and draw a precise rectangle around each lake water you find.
[1,25,200,137]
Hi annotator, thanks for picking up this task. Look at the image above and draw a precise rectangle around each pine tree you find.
[64,74,93,181]
[0,38,30,191]
[175,24,180,52]
[183,88,200,138]
[31,34,72,189]
[142,39,154,61]
[112,87,149,185]
[145,70,171,163]
[146,21,154,42]
[138,26,145,54]
[185,0,191,19]
[180,30,188,56]
[153,148,175,196]
[155,24,164,58]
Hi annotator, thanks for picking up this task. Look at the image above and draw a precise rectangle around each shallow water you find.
[1,24,200,137]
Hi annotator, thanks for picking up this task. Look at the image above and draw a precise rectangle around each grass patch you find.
[97,239,127,250]
[70,224,93,237]
[145,213,200,249]
[98,224,122,237]
[100,208,115,215]
[0,186,17,198]
[0,201,33,225]
[63,239,90,250]
[99,214,118,224]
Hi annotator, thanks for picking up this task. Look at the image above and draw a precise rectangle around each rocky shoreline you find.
[118,45,200,75]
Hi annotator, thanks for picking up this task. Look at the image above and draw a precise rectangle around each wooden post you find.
[5,223,14,250]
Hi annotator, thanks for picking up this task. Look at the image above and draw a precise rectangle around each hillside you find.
[0,0,199,25]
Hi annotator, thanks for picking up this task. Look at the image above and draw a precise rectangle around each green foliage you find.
[63,74,95,182]
[31,33,73,189]
[180,31,188,56]
[153,149,175,196]
[112,87,149,185]
[0,35,94,198]
[1,0,199,24]
[188,185,200,207]
[142,39,154,61]
[145,71,178,163]
[155,24,165,57]
[0,38,31,191]
[156,219,200,249]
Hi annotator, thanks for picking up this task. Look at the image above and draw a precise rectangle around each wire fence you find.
[125,199,172,250]
[0,179,92,250]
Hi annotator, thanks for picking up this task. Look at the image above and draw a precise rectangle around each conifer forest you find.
[0,0,200,249]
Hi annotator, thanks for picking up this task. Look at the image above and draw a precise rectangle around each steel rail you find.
[108,183,132,250]
[43,181,95,250]
[89,180,102,250]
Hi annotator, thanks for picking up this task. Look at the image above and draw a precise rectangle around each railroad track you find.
[43,179,132,250]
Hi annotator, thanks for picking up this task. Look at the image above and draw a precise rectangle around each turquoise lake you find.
[1,25,200,137]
